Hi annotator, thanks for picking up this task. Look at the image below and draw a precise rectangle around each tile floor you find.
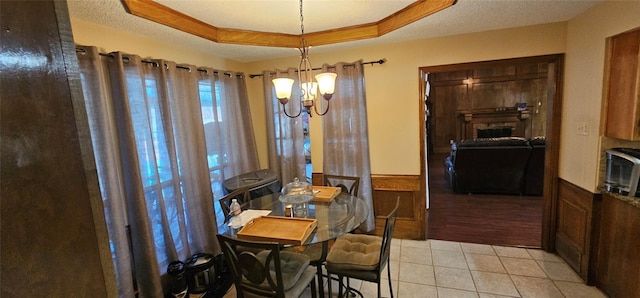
[223,239,607,297]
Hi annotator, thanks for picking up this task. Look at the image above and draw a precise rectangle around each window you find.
[126,74,187,264]
[199,79,230,228]
[77,48,259,296]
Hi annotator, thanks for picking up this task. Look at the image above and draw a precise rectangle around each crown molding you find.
[121,0,456,48]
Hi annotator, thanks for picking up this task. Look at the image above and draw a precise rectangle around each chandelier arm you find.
[299,49,313,79]
[314,99,330,116]
[273,0,335,119]
[282,100,302,118]
[303,49,313,83]
[298,51,306,98]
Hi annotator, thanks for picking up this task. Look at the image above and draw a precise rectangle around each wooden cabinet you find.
[555,180,601,283]
[605,28,640,140]
[596,194,640,298]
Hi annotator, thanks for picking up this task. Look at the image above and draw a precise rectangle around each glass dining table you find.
[218,192,367,297]
[219,192,368,245]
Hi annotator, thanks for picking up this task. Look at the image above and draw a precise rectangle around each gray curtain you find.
[322,60,375,232]
[76,46,259,297]
[199,67,261,214]
[262,68,308,184]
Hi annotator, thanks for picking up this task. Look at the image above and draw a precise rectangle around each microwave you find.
[604,148,640,197]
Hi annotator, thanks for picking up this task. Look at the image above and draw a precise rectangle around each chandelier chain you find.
[299,0,306,48]
[300,0,304,39]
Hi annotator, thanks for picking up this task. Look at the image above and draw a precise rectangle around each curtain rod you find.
[75,48,243,78]
[248,59,386,78]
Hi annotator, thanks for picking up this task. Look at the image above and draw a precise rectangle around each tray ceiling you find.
[67,0,603,62]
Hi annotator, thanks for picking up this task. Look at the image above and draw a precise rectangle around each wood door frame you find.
[418,54,564,251]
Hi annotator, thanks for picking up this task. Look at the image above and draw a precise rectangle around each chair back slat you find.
[218,187,252,221]
[216,234,285,298]
[323,174,360,196]
[238,252,267,284]
[379,197,400,267]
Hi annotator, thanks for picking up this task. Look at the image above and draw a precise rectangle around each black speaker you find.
[185,253,217,294]
[167,261,187,297]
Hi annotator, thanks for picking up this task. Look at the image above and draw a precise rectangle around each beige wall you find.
[70,18,566,175]
[70,2,640,192]
[246,22,567,175]
[562,0,640,192]
[70,19,244,71]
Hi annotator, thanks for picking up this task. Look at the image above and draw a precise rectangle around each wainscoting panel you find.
[555,179,601,283]
[311,173,324,187]
[372,175,424,240]
[312,173,425,239]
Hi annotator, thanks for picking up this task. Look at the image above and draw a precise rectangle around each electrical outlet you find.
[576,121,588,136]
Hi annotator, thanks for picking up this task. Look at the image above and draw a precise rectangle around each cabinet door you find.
[605,28,640,140]
[555,180,598,283]
[596,194,640,297]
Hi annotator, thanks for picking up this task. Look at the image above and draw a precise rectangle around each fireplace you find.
[458,108,531,139]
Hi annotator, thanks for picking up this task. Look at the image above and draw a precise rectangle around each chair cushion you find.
[284,266,316,298]
[301,243,324,263]
[256,250,310,291]
[284,244,324,262]
[326,233,382,271]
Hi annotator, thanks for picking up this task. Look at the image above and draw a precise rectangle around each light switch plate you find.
[576,121,588,136]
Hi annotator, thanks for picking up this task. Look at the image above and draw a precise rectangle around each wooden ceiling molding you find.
[121,0,457,48]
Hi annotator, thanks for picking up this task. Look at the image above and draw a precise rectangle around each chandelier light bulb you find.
[315,72,337,100]
[272,78,294,103]
[301,82,318,101]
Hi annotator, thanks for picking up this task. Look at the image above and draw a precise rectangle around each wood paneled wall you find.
[428,56,551,153]
[313,173,425,239]
[555,179,601,283]
[422,54,564,252]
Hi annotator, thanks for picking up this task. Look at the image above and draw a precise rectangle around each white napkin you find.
[228,209,272,227]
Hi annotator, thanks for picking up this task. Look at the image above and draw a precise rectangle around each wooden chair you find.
[216,234,317,298]
[325,197,400,298]
[296,174,359,295]
[323,174,360,196]
[218,187,251,222]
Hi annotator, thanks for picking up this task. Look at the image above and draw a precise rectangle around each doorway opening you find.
[419,55,564,249]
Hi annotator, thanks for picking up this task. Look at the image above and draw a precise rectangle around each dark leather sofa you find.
[524,137,546,196]
[444,137,545,195]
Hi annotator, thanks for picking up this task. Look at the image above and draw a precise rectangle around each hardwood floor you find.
[426,153,543,248]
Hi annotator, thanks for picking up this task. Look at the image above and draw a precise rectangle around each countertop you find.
[602,189,640,209]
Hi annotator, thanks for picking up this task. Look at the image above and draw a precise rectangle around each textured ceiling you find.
[67,0,603,62]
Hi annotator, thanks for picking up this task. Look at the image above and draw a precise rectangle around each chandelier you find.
[272,0,337,118]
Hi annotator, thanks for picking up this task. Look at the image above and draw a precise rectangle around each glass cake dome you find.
[279,177,314,204]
